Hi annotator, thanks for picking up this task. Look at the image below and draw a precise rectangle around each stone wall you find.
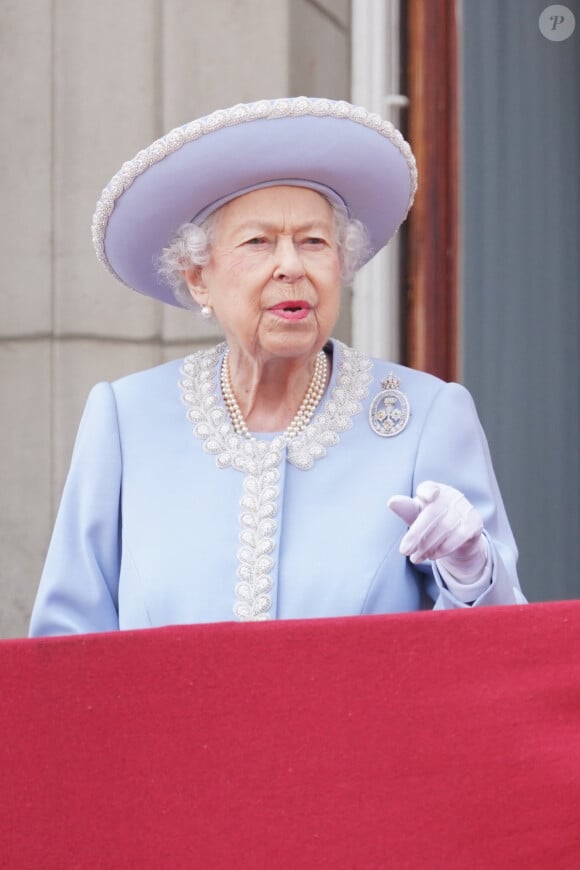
[0,0,351,637]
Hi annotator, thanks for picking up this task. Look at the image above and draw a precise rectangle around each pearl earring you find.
[200,304,213,320]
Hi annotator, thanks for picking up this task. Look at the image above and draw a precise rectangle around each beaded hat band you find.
[92,96,418,307]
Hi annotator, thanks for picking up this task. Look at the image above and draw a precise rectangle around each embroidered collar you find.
[179,339,372,471]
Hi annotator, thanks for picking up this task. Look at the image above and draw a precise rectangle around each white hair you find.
[156,196,371,310]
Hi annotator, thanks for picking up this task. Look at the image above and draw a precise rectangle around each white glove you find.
[388,481,489,584]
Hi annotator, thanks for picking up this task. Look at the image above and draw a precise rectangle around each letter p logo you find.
[539,5,576,41]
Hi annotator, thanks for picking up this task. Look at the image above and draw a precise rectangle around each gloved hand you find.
[388,481,489,584]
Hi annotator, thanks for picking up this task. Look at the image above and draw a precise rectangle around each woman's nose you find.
[272,239,305,281]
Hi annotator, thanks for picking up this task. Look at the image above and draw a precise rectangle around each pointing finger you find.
[387,494,422,526]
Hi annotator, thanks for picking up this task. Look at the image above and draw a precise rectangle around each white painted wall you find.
[351,0,406,361]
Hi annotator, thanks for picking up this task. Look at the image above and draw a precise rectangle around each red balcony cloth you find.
[2,602,580,868]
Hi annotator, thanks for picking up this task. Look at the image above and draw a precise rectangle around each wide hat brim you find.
[92,97,417,307]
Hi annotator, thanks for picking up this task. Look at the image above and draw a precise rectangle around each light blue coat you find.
[29,340,524,636]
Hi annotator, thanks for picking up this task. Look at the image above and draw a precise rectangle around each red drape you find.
[2,602,580,868]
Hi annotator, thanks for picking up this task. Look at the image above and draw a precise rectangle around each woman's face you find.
[186,186,342,364]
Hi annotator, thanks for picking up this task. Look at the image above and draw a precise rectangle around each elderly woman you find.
[29,97,525,636]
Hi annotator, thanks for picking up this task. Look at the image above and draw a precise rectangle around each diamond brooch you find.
[369,372,410,438]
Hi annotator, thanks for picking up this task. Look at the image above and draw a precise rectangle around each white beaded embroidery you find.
[179,341,372,621]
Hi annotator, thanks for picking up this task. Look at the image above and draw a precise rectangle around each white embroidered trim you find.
[179,341,372,622]
[287,344,373,470]
[92,96,417,279]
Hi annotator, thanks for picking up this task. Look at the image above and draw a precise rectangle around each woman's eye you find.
[245,237,268,245]
[303,237,325,246]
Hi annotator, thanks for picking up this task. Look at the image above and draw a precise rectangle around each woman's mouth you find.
[268,301,312,321]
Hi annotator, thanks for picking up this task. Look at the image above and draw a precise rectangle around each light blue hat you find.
[92,97,418,307]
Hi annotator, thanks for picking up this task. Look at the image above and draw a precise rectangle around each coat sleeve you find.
[29,382,122,636]
[413,381,526,608]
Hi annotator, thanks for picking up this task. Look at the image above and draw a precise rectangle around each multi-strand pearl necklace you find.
[220,349,328,440]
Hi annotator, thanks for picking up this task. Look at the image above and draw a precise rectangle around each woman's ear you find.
[181,266,208,307]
